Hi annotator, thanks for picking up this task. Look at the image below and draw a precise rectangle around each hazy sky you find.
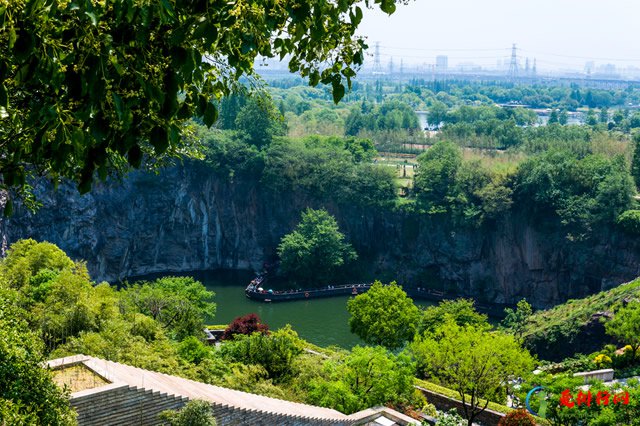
[357,0,640,71]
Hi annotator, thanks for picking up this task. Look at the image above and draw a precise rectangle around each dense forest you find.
[198,80,640,241]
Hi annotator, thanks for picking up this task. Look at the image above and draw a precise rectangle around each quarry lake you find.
[134,269,436,348]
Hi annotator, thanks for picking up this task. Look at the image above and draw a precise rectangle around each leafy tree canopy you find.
[515,149,634,237]
[0,239,77,289]
[121,277,216,340]
[217,93,286,147]
[347,281,421,350]
[220,325,303,382]
[307,345,419,414]
[0,287,76,425]
[277,208,357,285]
[501,299,533,342]
[0,0,401,208]
[420,298,489,336]
[414,140,463,213]
[262,138,396,207]
[410,321,535,426]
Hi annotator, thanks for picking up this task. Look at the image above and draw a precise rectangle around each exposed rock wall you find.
[5,162,640,308]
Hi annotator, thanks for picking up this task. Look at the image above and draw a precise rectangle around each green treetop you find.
[121,276,216,340]
[277,208,357,285]
[160,400,217,426]
[501,298,533,342]
[413,140,463,214]
[410,321,535,426]
[307,345,419,414]
[0,288,76,425]
[347,281,421,350]
[420,298,489,336]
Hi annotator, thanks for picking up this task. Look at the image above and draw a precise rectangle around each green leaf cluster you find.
[414,141,513,225]
[515,149,634,237]
[160,400,217,426]
[347,281,421,350]
[410,321,535,425]
[0,0,398,204]
[420,298,489,336]
[0,287,76,425]
[277,208,357,285]
[306,345,420,414]
[219,325,303,382]
[121,276,216,340]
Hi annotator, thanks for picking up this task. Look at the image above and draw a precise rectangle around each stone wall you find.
[416,386,505,426]
[71,384,187,425]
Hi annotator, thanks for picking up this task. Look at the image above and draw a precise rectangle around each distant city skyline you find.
[357,0,640,74]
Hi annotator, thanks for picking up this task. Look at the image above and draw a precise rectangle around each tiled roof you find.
[48,355,420,425]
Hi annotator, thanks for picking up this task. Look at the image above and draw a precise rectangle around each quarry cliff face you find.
[5,162,640,308]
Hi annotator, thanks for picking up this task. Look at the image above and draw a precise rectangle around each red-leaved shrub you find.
[222,313,269,340]
[498,409,537,426]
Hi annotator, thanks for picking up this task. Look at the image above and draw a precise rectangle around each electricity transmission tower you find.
[372,41,383,75]
[508,43,518,79]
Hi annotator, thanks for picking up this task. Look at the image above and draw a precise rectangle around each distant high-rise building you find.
[584,61,595,75]
[598,63,617,77]
[525,58,530,75]
[532,58,537,77]
[389,57,394,74]
[436,55,448,72]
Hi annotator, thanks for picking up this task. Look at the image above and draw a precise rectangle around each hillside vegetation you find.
[522,278,640,360]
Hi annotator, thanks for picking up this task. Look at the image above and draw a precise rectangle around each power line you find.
[519,49,640,63]
[378,45,510,52]
[375,52,511,61]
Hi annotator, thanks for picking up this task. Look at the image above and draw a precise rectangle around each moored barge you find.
[245,278,372,302]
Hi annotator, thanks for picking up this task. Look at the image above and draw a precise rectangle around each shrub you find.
[177,336,211,365]
[220,325,302,382]
[617,210,640,234]
[160,400,216,426]
[594,353,612,368]
[435,409,465,426]
[222,313,269,340]
[498,409,536,426]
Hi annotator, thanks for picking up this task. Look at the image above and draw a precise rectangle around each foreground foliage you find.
[307,346,420,414]
[0,0,399,204]
[0,288,75,425]
[1,239,429,419]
